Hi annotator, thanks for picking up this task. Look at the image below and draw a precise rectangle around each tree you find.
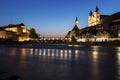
[29,28,39,39]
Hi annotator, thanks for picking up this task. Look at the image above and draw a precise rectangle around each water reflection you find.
[92,46,100,51]
[117,47,120,52]
[30,48,33,56]
[75,50,79,60]
[116,47,120,80]
[92,50,98,62]
[21,48,27,57]
[92,46,99,63]
[92,46,99,80]
[26,48,81,61]
[117,53,120,65]
[0,46,120,80]
[10,48,17,56]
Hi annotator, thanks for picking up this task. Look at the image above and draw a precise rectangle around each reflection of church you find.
[66,6,120,42]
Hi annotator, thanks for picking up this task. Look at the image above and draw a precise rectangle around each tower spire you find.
[95,5,99,12]
[75,17,79,27]
[89,10,93,16]
[75,17,78,21]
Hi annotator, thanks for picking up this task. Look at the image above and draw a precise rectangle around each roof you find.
[110,21,120,26]
[100,15,109,19]
[79,27,114,37]
[72,25,80,32]
[101,12,120,24]
[0,29,17,33]
[0,23,25,29]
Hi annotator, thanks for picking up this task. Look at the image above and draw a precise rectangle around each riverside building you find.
[66,6,120,42]
[0,23,30,42]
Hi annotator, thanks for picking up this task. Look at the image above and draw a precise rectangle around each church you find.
[66,6,120,42]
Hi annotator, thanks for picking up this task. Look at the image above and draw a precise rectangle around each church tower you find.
[66,17,80,42]
[88,10,94,26]
[88,5,101,27]
[94,5,100,25]
[72,17,79,32]
[75,17,79,27]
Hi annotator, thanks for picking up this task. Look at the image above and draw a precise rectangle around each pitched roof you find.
[100,15,109,19]
[101,12,120,24]
[72,25,80,32]
[0,23,25,29]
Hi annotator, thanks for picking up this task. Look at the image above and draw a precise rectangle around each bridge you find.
[31,37,69,43]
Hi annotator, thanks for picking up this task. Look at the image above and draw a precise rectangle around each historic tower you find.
[88,10,94,26]
[72,17,80,32]
[88,6,101,27]
[94,5,100,25]
[75,17,79,27]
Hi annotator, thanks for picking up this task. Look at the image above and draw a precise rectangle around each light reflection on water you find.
[92,46,99,63]
[92,50,98,63]
[28,48,75,61]
[116,47,120,80]
[0,46,120,80]
[91,46,99,80]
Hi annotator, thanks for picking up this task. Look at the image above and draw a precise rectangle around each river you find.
[0,44,120,80]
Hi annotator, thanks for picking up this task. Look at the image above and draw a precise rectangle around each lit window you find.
[23,29,26,32]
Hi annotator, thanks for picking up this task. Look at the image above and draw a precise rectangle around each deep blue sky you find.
[0,0,120,37]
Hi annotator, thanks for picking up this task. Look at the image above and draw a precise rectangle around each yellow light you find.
[68,50,71,53]
[39,49,42,56]
[93,51,98,62]
[65,50,67,54]
[117,47,120,52]
[117,53,120,64]
[75,50,79,60]
[75,50,79,54]
[23,29,26,33]
[92,46,100,51]
[118,32,120,37]
[21,48,27,57]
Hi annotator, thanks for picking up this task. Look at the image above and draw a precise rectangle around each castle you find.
[66,6,120,42]
[0,23,30,42]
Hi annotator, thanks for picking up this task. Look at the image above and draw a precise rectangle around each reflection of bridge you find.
[28,48,80,60]
[33,38,68,43]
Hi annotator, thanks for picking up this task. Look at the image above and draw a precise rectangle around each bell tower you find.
[94,5,100,25]
[75,17,79,27]
[88,10,94,26]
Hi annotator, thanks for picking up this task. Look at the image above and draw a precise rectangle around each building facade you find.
[0,30,17,41]
[88,6,101,26]
[66,17,80,42]
[66,6,120,42]
[0,23,30,42]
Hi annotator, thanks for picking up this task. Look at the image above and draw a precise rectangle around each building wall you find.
[0,30,17,41]
[2,24,30,42]
[5,27,18,33]
[88,10,100,27]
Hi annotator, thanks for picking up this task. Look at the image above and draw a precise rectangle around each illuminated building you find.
[66,17,80,42]
[0,23,30,42]
[88,6,101,26]
[0,30,17,41]
[66,6,120,42]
